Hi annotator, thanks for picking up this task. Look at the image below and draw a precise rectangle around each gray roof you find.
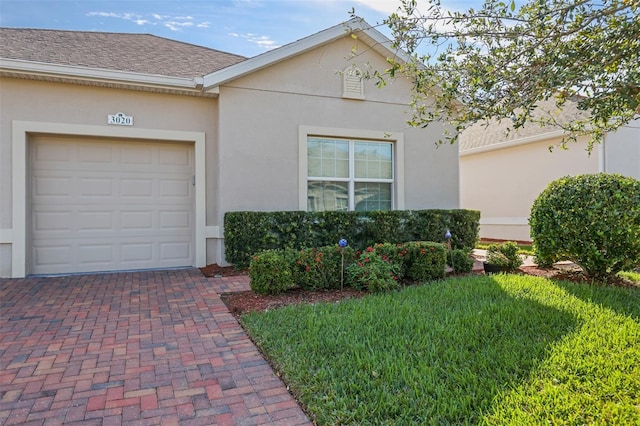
[0,28,247,78]
[459,97,587,152]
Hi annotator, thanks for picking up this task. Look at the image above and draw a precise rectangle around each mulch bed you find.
[202,263,638,318]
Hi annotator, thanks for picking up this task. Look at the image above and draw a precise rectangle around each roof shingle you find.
[0,28,247,78]
[459,97,587,152]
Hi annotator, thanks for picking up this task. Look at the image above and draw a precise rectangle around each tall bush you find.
[530,173,640,280]
[225,209,479,266]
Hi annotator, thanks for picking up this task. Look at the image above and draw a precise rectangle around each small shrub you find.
[346,249,400,293]
[292,245,357,290]
[403,242,447,282]
[447,248,475,273]
[372,242,408,280]
[249,250,294,295]
[486,241,523,272]
[530,173,640,280]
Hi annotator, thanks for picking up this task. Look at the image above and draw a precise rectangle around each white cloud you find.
[86,12,123,18]
[228,32,280,50]
[87,10,208,31]
[164,21,195,31]
[351,0,403,15]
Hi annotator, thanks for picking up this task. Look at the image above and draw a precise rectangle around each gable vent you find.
[342,66,364,100]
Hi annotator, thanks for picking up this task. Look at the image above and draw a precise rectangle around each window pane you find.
[308,138,349,178]
[354,182,391,211]
[354,142,392,179]
[308,181,349,211]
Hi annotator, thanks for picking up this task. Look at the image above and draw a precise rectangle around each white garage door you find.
[30,136,194,275]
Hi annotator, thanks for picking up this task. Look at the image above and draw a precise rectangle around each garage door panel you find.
[34,245,73,267]
[77,144,113,163]
[34,211,73,231]
[121,243,154,262]
[33,175,74,197]
[30,136,194,275]
[160,146,191,166]
[160,242,191,262]
[159,210,191,229]
[78,178,113,196]
[77,244,114,264]
[77,211,113,230]
[160,179,191,197]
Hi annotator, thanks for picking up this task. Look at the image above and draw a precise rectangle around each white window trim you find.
[299,126,405,211]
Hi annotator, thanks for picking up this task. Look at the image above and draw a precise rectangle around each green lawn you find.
[242,274,640,425]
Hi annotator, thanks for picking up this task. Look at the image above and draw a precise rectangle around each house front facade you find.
[0,19,459,278]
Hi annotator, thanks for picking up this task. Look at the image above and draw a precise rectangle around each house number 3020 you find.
[107,112,134,126]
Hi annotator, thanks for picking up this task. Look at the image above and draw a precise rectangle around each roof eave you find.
[0,58,206,95]
[459,130,567,156]
[202,17,412,91]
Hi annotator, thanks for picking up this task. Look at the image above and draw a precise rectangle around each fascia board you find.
[0,58,200,90]
[202,18,413,90]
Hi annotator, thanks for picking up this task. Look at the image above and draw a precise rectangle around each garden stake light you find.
[339,239,348,290]
[445,229,454,272]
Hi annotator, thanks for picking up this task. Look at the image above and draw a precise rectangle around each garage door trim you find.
[11,120,206,278]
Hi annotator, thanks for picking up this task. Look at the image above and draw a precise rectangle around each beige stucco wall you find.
[1,34,461,276]
[215,36,459,222]
[460,136,599,241]
[0,78,220,276]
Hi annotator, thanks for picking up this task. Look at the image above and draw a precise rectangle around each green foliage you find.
[402,241,446,281]
[374,0,640,151]
[447,248,475,273]
[292,245,358,291]
[486,241,524,271]
[346,249,401,293]
[248,250,294,295]
[224,209,479,267]
[371,242,408,280]
[242,275,640,425]
[530,173,640,280]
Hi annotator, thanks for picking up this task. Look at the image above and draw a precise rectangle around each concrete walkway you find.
[0,269,311,426]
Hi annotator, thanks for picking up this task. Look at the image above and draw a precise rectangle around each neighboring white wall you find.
[460,136,599,241]
[215,36,459,226]
[604,120,640,180]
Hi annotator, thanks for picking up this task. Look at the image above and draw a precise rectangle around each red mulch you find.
[202,263,637,318]
[220,287,367,318]
[200,263,248,278]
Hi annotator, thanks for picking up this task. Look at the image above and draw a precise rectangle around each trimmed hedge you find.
[225,209,479,267]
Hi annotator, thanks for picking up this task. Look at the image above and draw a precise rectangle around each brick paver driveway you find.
[0,269,311,425]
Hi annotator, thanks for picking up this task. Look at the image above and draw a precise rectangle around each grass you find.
[242,274,640,425]
[476,241,534,256]
[619,270,640,283]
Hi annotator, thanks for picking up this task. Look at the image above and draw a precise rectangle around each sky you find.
[0,0,422,58]
[7,2,629,100]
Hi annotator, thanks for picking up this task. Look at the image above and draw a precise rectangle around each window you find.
[306,136,393,211]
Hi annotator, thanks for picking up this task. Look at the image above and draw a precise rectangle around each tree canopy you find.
[370,0,639,151]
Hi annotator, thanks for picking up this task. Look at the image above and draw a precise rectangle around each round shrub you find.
[346,250,400,293]
[529,173,640,280]
[249,250,294,295]
[447,248,475,273]
[485,242,523,272]
[403,242,447,282]
[292,245,357,290]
